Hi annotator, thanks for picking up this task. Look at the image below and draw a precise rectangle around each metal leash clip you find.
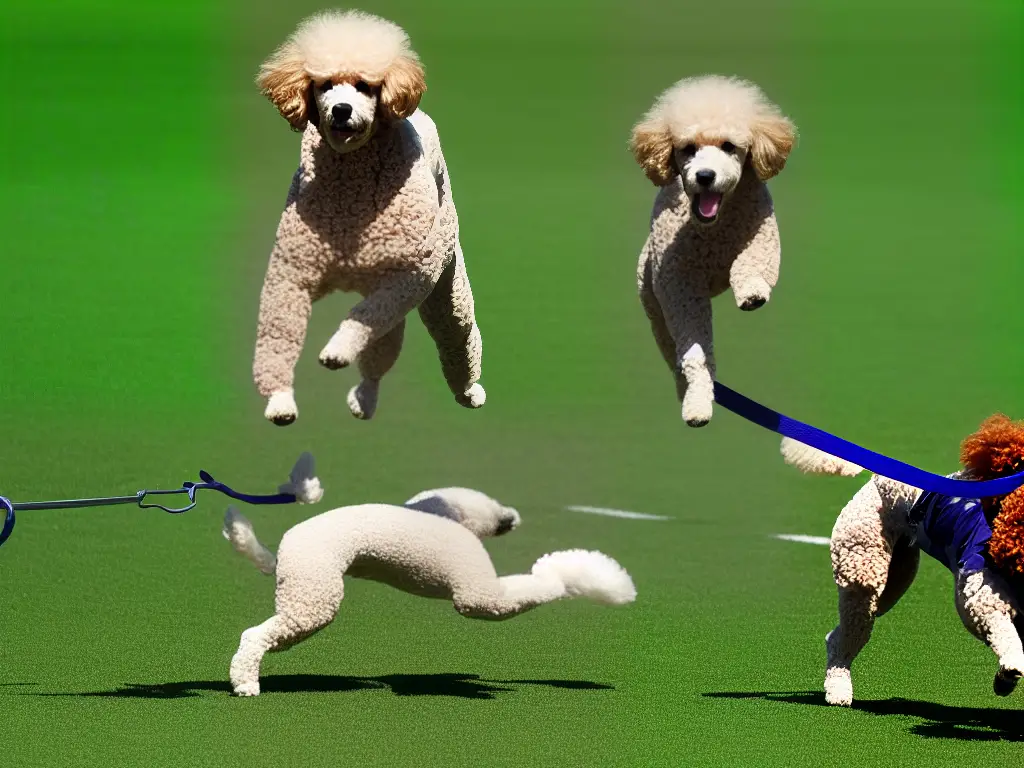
[0,469,300,550]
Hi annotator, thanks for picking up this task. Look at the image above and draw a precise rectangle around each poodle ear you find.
[630,119,677,186]
[989,487,1024,577]
[257,44,313,131]
[749,114,796,181]
[379,56,426,121]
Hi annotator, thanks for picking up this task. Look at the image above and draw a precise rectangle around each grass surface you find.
[1,0,1022,765]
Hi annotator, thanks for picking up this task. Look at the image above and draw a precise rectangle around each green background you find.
[1,0,1021,765]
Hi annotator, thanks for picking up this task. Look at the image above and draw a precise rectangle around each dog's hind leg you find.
[639,259,688,405]
[347,320,406,420]
[877,539,920,616]
[825,481,893,706]
[230,577,345,697]
[955,569,1024,696]
[417,244,485,409]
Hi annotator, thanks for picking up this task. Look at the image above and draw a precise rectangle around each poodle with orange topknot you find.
[253,10,485,426]
[631,76,796,426]
[782,415,1024,706]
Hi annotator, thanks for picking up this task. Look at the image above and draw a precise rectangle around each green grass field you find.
[1,0,1022,765]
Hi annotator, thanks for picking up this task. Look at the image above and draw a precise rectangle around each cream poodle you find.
[781,417,1024,707]
[224,476,637,696]
[631,76,796,426]
[253,10,485,426]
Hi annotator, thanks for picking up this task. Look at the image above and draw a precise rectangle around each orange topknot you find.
[960,413,1024,480]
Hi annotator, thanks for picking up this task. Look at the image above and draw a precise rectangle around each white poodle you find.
[254,10,485,426]
[631,75,796,426]
[223,462,637,696]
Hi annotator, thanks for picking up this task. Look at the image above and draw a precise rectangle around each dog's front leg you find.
[653,269,715,427]
[254,252,319,426]
[956,569,1024,696]
[417,243,485,409]
[729,209,780,312]
[318,269,436,371]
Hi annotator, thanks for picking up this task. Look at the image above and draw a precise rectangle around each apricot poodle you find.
[253,10,485,426]
[631,76,796,426]
[782,414,1024,706]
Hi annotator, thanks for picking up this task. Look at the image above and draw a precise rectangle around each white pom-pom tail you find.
[531,550,637,606]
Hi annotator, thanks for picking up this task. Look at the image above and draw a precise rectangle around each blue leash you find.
[713,381,1024,498]
[0,471,297,550]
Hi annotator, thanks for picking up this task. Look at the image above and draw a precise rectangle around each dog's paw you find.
[739,295,767,312]
[735,278,771,311]
[824,668,853,707]
[455,383,486,409]
[681,391,713,428]
[318,335,354,370]
[994,664,1023,697]
[232,681,261,697]
[264,390,298,426]
[347,380,379,420]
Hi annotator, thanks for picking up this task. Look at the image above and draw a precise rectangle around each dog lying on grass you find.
[781,414,1024,706]
[223,462,637,697]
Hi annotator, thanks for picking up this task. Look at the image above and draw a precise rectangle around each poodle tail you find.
[223,506,277,575]
[780,437,864,477]
[531,550,637,605]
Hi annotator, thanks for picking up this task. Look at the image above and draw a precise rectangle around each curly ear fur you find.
[750,114,796,181]
[630,119,677,186]
[379,56,426,121]
[990,488,1024,577]
[258,44,312,131]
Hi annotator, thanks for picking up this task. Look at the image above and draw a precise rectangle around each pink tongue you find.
[698,193,721,218]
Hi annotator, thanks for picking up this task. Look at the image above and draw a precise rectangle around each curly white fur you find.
[781,438,1024,705]
[632,75,795,426]
[224,486,635,696]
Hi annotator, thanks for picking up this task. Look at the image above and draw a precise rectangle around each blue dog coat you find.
[908,491,992,576]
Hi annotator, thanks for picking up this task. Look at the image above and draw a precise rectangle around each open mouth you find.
[329,125,363,140]
[691,192,723,223]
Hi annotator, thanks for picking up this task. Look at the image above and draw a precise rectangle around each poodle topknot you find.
[632,75,796,187]
[631,75,796,427]
[252,10,486,426]
[257,10,425,134]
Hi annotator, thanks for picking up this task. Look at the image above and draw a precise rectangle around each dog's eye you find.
[354,80,372,95]
[680,144,697,157]
[318,81,334,92]
[721,141,737,153]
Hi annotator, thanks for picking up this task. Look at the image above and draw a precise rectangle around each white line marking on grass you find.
[774,534,831,545]
[567,505,671,521]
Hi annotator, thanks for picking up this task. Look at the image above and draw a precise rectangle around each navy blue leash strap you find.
[0,471,297,550]
[713,381,1024,498]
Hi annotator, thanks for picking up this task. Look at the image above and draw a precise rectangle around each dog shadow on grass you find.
[703,691,1023,742]
[29,674,613,701]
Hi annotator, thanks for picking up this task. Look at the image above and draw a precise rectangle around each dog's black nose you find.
[695,169,716,187]
[331,103,353,124]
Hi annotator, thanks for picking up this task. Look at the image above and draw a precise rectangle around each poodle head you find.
[630,75,796,225]
[960,413,1024,522]
[404,487,522,539]
[257,11,426,154]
